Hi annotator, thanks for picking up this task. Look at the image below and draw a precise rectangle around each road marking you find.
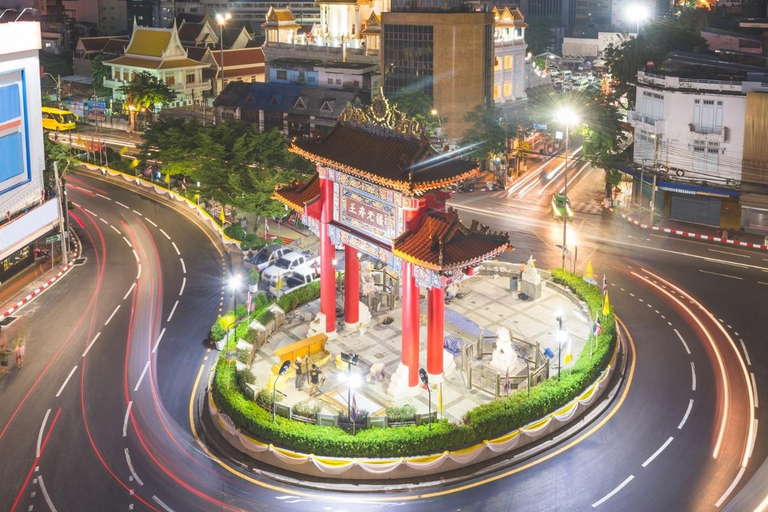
[179,277,186,296]
[36,409,51,458]
[132,209,142,216]
[741,340,752,366]
[752,373,759,408]
[96,193,111,201]
[699,269,742,280]
[167,300,179,322]
[715,467,746,507]
[105,305,120,325]
[152,328,166,354]
[647,303,652,308]
[638,298,644,302]
[171,242,180,255]
[83,208,97,216]
[160,228,170,240]
[99,217,108,225]
[152,495,174,512]
[122,401,132,437]
[136,264,141,280]
[122,236,132,248]
[678,399,694,430]
[759,281,768,286]
[749,419,758,460]
[115,201,129,209]
[55,366,78,398]
[132,249,139,263]
[642,437,674,468]
[674,329,691,355]
[629,293,635,297]
[123,283,136,300]
[38,476,57,512]
[82,332,101,357]
[109,225,120,235]
[134,361,150,392]
[180,258,186,274]
[709,248,750,258]
[592,475,634,508]
[145,218,157,227]
[124,448,144,486]
[655,310,659,314]
[691,362,697,391]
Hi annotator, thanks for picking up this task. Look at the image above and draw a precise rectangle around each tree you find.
[525,16,557,56]
[91,53,118,97]
[119,71,177,132]
[388,89,438,132]
[462,104,512,161]
[43,137,76,194]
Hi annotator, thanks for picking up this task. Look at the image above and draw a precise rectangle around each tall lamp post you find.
[555,107,579,270]
[626,4,650,36]
[341,352,359,425]
[555,311,566,380]
[273,360,291,422]
[215,13,231,108]
[226,275,241,361]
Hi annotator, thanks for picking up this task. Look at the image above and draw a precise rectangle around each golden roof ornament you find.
[339,89,425,139]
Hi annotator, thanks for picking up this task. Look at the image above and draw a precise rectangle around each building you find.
[73,35,128,76]
[0,21,63,283]
[268,57,379,92]
[519,0,571,26]
[103,20,212,107]
[627,69,768,231]
[574,0,611,29]
[382,10,494,141]
[207,46,266,95]
[701,27,763,54]
[493,7,527,108]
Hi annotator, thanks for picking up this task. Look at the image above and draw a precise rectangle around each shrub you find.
[224,224,245,240]
[236,349,250,364]
[386,404,417,423]
[248,267,260,286]
[235,304,247,319]
[292,401,322,420]
[237,367,256,386]
[243,328,259,344]
[276,280,320,312]
[210,322,226,342]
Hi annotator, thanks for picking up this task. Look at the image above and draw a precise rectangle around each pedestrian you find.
[309,364,322,397]
[14,340,24,369]
[294,357,303,390]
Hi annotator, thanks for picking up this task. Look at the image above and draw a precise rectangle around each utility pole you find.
[53,162,68,266]
[650,135,660,227]
[638,160,645,219]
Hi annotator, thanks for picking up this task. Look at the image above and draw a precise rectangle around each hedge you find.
[212,269,617,458]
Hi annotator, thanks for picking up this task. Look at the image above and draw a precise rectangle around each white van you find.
[269,266,320,297]
[562,70,572,79]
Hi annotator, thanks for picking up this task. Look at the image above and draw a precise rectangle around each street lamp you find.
[226,274,241,361]
[215,13,231,99]
[626,4,650,36]
[419,368,432,430]
[43,73,63,109]
[341,352,359,426]
[555,107,579,270]
[273,360,292,422]
[556,319,567,381]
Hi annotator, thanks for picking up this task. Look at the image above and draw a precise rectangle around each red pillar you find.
[427,286,444,377]
[344,244,359,327]
[401,262,420,387]
[319,177,336,333]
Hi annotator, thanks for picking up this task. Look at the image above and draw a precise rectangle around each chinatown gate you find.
[274,96,511,396]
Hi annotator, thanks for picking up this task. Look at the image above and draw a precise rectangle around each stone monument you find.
[520,255,542,300]
[490,327,519,373]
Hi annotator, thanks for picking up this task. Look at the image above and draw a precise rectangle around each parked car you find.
[268,266,320,297]
[262,251,319,285]
[552,193,574,220]
[248,244,291,272]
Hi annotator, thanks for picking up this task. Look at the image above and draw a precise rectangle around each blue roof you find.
[238,82,303,112]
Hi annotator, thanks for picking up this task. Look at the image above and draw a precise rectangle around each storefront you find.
[0,243,33,285]
[740,193,768,234]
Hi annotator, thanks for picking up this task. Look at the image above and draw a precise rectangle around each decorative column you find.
[319,173,336,334]
[343,244,359,329]
[401,261,420,387]
[427,286,444,380]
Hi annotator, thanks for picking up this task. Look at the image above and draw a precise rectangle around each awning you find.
[657,180,739,198]
[740,193,768,210]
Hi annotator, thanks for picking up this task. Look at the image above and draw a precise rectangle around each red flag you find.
[351,393,357,422]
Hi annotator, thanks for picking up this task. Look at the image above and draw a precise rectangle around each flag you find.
[602,275,608,302]
[129,158,139,168]
[351,393,357,422]
[181,177,187,191]
[585,260,595,280]
[437,384,443,413]
[220,207,226,225]
[164,173,170,185]
[89,137,95,154]
[564,340,573,365]
[603,291,611,316]
[563,246,571,261]
[77,134,83,148]
[119,146,128,156]
[593,316,602,337]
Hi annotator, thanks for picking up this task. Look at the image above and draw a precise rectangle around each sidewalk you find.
[609,205,768,251]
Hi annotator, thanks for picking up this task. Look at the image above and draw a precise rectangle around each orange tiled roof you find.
[273,174,320,211]
[290,123,478,194]
[393,210,511,272]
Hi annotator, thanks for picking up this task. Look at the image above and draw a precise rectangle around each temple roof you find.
[273,174,320,211]
[289,97,478,194]
[393,210,512,272]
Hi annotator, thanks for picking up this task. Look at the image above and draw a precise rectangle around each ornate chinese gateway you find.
[274,94,513,393]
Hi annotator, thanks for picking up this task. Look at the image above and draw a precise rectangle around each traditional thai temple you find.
[274,95,512,397]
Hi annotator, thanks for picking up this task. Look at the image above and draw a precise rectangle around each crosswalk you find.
[571,202,604,215]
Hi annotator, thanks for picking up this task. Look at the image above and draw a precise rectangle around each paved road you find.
[0,165,763,511]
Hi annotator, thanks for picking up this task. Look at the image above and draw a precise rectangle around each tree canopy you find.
[91,53,118,97]
[525,16,557,56]
[388,89,439,133]
[138,118,313,217]
[119,71,177,130]
[462,104,514,161]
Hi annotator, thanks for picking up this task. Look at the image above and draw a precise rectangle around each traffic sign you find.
[45,234,61,243]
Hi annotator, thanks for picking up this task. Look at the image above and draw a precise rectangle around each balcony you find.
[637,71,743,93]
[688,124,727,143]
[628,111,665,135]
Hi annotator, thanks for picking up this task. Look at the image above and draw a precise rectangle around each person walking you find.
[294,357,303,390]
[14,340,24,369]
[309,364,323,397]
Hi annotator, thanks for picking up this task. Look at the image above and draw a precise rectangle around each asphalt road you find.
[0,164,763,511]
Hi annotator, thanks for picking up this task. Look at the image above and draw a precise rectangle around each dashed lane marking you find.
[678,399,694,430]
[641,437,674,468]
[592,475,635,508]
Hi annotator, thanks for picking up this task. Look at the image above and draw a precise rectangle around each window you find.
[327,78,333,84]
[493,84,500,100]
[494,58,500,71]
[186,73,195,84]
[308,76,316,83]
[504,55,512,69]
[503,82,512,97]
[320,100,334,112]
[276,70,287,80]
[335,79,341,84]
[166,75,175,86]
[383,24,434,100]
[353,80,360,88]
[294,97,307,110]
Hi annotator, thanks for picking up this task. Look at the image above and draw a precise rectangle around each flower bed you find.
[211,269,617,458]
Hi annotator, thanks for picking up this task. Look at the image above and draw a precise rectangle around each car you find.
[268,266,320,297]
[248,244,291,272]
[552,194,574,220]
[261,251,319,285]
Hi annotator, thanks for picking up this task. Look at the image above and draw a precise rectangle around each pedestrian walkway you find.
[247,267,591,424]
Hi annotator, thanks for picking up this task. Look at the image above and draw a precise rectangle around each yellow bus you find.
[41,107,78,131]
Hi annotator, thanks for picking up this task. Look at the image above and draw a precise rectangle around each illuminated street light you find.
[626,4,650,35]
[554,108,579,271]
[215,12,232,124]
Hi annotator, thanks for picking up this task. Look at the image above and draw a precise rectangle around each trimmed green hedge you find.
[212,269,617,458]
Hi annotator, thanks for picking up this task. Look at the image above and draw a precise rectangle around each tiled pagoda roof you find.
[273,173,320,211]
[393,209,511,272]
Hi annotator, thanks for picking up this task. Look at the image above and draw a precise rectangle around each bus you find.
[41,107,78,131]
